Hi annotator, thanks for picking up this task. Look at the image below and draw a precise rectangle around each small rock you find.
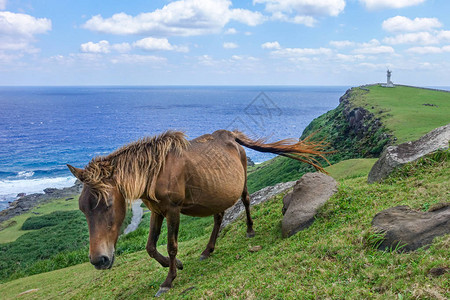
[247,156,255,167]
[371,204,450,252]
[368,124,450,183]
[428,267,449,277]
[248,245,262,252]
[282,173,338,238]
[16,193,26,198]
[43,188,58,194]
[65,197,74,201]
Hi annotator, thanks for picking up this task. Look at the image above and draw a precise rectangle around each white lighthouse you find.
[383,69,395,87]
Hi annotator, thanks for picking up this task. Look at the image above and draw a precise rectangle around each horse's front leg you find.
[156,207,181,297]
[146,211,183,270]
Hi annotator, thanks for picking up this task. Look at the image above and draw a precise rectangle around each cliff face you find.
[302,87,393,160]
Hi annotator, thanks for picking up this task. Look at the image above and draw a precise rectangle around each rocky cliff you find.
[302,86,393,160]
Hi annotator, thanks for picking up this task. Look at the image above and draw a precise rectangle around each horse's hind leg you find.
[200,212,224,260]
[242,183,255,238]
[146,211,183,270]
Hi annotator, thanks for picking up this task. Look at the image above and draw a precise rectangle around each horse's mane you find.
[83,131,189,204]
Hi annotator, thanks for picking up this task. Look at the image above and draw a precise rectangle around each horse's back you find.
[182,130,246,216]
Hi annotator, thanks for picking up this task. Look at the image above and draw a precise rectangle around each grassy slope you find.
[352,85,450,144]
[247,85,450,193]
[325,158,377,181]
[0,156,448,300]
[0,196,79,243]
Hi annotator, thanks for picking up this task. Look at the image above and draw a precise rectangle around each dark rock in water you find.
[44,188,58,194]
[371,204,450,252]
[246,156,255,167]
[16,193,26,198]
[281,173,338,238]
[368,124,450,183]
[220,181,296,230]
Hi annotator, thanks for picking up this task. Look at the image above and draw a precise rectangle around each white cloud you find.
[407,46,450,54]
[437,31,450,42]
[353,39,394,54]
[80,40,111,54]
[359,0,426,10]
[83,0,264,37]
[329,40,356,48]
[80,40,132,54]
[225,28,237,34]
[335,53,365,62]
[255,0,345,26]
[0,11,51,58]
[0,11,51,37]
[261,41,281,49]
[382,16,441,33]
[134,37,188,52]
[223,42,238,49]
[383,32,438,45]
[112,43,132,53]
[0,0,6,10]
[230,8,265,26]
[110,54,167,64]
[255,0,346,16]
[271,12,316,26]
[271,47,332,56]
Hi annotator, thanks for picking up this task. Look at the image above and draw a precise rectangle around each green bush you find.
[21,210,83,230]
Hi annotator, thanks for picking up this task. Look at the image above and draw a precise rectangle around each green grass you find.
[352,85,450,144]
[0,196,79,244]
[0,156,448,299]
[325,158,377,180]
[0,210,89,282]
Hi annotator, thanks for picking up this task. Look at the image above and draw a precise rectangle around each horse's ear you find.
[67,164,86,182]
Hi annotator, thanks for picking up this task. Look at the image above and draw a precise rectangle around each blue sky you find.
[1,0,449,86]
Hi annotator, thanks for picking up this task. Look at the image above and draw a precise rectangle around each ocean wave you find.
[17,171,35,178]
[0,176,76,203]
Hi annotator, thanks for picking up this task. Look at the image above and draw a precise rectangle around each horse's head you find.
[67,164,126,270]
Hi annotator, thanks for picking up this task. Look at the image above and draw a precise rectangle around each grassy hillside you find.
[351,85,450,144]
[0,196,79,244]
[247,85,450,192]
[0,153,448,299]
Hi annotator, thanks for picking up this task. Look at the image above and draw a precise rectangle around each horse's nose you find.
[90,255,110,269]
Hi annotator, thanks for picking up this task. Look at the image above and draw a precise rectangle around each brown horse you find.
[67,129,328,297]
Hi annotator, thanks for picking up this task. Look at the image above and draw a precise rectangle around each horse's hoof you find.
[199,254,209,261]
[176,258,184,270]
[247,231,255,238]
[155,287,170,297]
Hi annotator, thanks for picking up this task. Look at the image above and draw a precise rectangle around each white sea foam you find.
[17,171,35,178]
[0,176,77,207]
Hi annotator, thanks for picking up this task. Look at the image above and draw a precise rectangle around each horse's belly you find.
[182,175,244,217]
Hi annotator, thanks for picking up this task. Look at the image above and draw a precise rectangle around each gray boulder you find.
[371,204,450,252]
[221,181,296,230]
[281,173,338,238]
[368,123,450,183]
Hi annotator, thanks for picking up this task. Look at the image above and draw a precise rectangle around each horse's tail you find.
[232,131,332,173]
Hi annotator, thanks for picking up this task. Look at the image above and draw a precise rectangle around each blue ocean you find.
[0,86,348,210]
